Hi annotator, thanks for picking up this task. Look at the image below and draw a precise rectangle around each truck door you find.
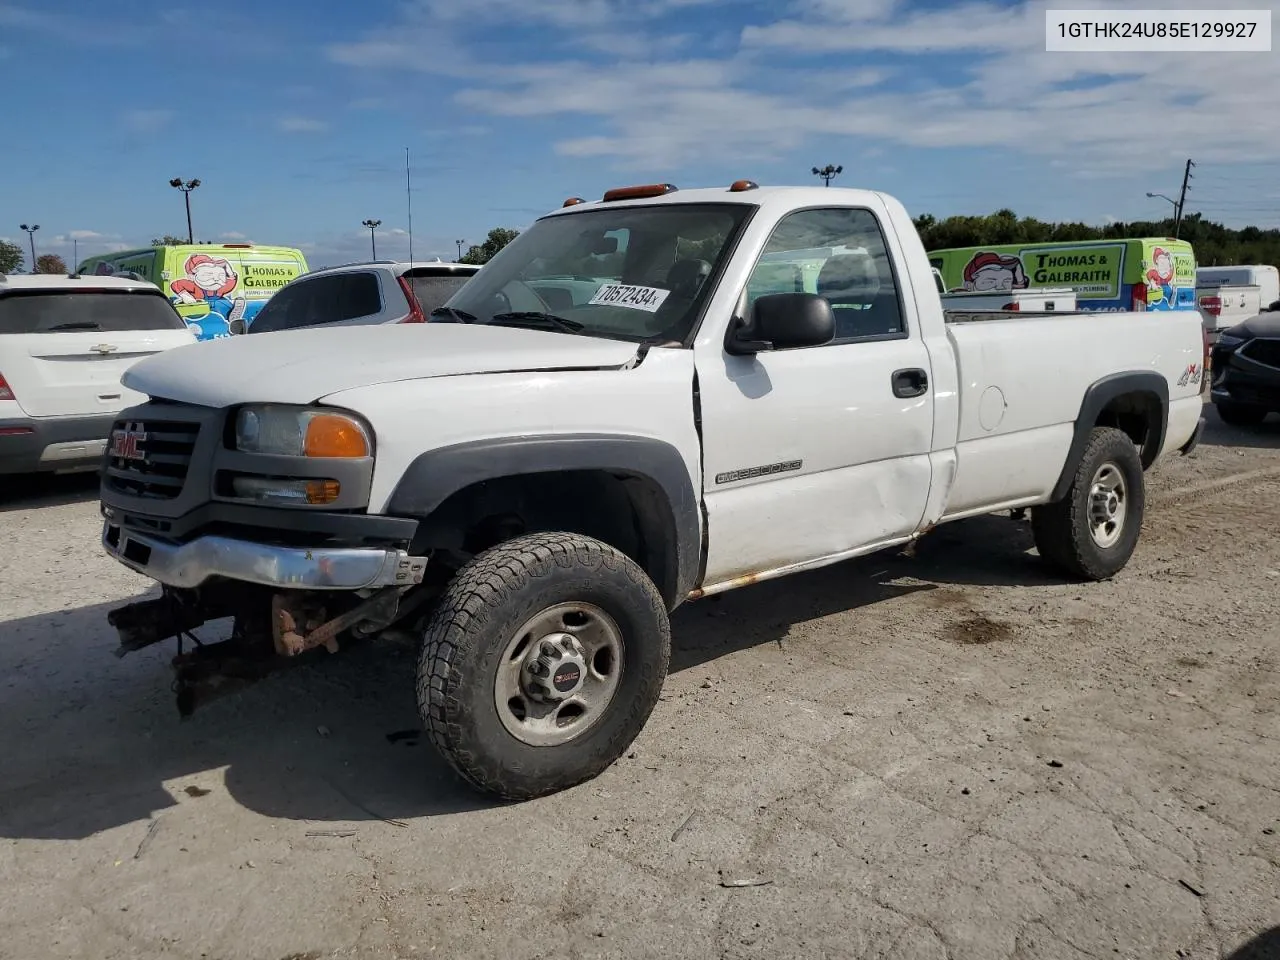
[693,203,935,587]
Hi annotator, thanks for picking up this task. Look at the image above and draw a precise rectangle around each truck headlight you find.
[234,405,372,458]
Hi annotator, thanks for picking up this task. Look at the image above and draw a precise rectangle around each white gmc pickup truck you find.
[99,181,1207,800]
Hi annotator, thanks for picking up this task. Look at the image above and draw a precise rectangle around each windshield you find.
[433,202,753,343]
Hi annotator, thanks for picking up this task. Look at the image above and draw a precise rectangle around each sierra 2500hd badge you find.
[715,460,803,485]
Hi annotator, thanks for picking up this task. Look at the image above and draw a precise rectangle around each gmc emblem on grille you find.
[109,426,147,461]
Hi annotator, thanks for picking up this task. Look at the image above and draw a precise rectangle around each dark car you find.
[1209,309,1280,425]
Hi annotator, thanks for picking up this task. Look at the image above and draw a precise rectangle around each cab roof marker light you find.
[601,183,678,202]
[729,180,759,192]
[563,197,586,207]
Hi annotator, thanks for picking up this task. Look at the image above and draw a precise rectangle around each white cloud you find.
[326,0,1280,208]
[278,116,329,134]
[302,225,462,270]
[122,109,174,133]
[326,0,745,72]
[0,4,140,46]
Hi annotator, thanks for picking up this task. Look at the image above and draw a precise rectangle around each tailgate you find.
[0,288,195,418]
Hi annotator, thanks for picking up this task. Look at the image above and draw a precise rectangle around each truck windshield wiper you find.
[46,322,101,331]
[488,312,584,333]
[427,306,478,323]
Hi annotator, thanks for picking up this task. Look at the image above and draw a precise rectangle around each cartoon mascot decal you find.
[962,251,1029,292]
[170,254,247,338]
[1144,246,1175,310]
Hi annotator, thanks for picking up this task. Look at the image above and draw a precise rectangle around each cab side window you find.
[745,207,906,345]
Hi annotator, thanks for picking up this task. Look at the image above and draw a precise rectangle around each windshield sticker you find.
[588,283,670,313]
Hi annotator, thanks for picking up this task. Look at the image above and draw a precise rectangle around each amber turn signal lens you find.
[304,480,342,504]
[304,414,370,458]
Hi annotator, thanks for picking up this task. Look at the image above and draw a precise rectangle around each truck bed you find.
[936,309,1206,522]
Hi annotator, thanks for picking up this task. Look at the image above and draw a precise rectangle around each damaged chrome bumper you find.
[101,521,427,590]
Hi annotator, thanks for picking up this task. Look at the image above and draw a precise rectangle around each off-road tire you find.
[1031,426,1145,581]
[417,532,671,800]
[1215,400,1268,427]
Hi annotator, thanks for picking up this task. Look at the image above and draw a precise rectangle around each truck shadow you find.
[671,512,1052,673]
[1198,409,1280,450]
[0,471,100,513]
[0,514,1053,840]
[1223,926,1280,960]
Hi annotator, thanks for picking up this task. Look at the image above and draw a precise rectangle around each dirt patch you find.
[946,614,1015,645]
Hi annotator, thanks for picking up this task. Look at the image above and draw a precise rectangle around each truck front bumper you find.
[102,521,427,590]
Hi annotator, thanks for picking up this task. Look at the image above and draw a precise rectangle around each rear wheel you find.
[417,532,671,800]
[1032,426,1145,581]
[1215,400,1268,426]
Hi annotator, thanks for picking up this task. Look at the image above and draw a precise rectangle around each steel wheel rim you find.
[494,601,625,747]
[1088,461,1127,549]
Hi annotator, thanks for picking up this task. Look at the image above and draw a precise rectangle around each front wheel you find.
[417,532,671,800]
[1031,426,1145,581]
[1215,400,1268,427]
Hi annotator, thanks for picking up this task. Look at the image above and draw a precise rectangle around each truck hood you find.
[121,324,642,408]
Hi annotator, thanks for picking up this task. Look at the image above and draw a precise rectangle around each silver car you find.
[244,260,481,334]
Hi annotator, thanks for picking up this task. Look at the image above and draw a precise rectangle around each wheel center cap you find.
[522,633,588,702]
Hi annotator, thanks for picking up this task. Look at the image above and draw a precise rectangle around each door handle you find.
[891,368,928,399]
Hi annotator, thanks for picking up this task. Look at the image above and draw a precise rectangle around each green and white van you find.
[929,238,1198,312]
[78,243,308,340]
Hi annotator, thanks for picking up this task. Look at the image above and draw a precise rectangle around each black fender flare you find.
[1049,371,1169,502]
[385,433,702,608]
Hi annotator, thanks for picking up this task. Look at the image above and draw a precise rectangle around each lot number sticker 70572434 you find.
[588,283,671,313]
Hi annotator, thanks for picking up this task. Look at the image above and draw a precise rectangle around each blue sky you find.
[2,0,1278,269]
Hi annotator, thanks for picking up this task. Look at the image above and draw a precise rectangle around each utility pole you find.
[1173,158,1194,239]
[812,164,843,187]
[19,224,38,272]
[455,239,465,260]
[362,219,381,259]
[169,178,201,244]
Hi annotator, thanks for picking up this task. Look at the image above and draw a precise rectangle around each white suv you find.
[245,260,481,334]
[0,273,196,475]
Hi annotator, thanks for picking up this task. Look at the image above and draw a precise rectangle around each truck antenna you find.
[405,146,414,268]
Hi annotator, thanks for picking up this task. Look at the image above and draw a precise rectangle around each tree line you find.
[8,211,1273,277]
[463,212,1280,272]
[913,210,1280,268]
[0,241,66,274]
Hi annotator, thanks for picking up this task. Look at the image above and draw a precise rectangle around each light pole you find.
[455,239,465,260]
[169,178,201,244]
[19,224,38,272]
[1145,191,1180,234]
[362,219,382,260]
[812,164,843,187]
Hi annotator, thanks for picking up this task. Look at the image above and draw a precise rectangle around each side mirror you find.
[725,292,835,355]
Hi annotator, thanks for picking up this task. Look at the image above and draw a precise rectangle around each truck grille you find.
[103,418,201,500]
[1241,338,1280,370]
